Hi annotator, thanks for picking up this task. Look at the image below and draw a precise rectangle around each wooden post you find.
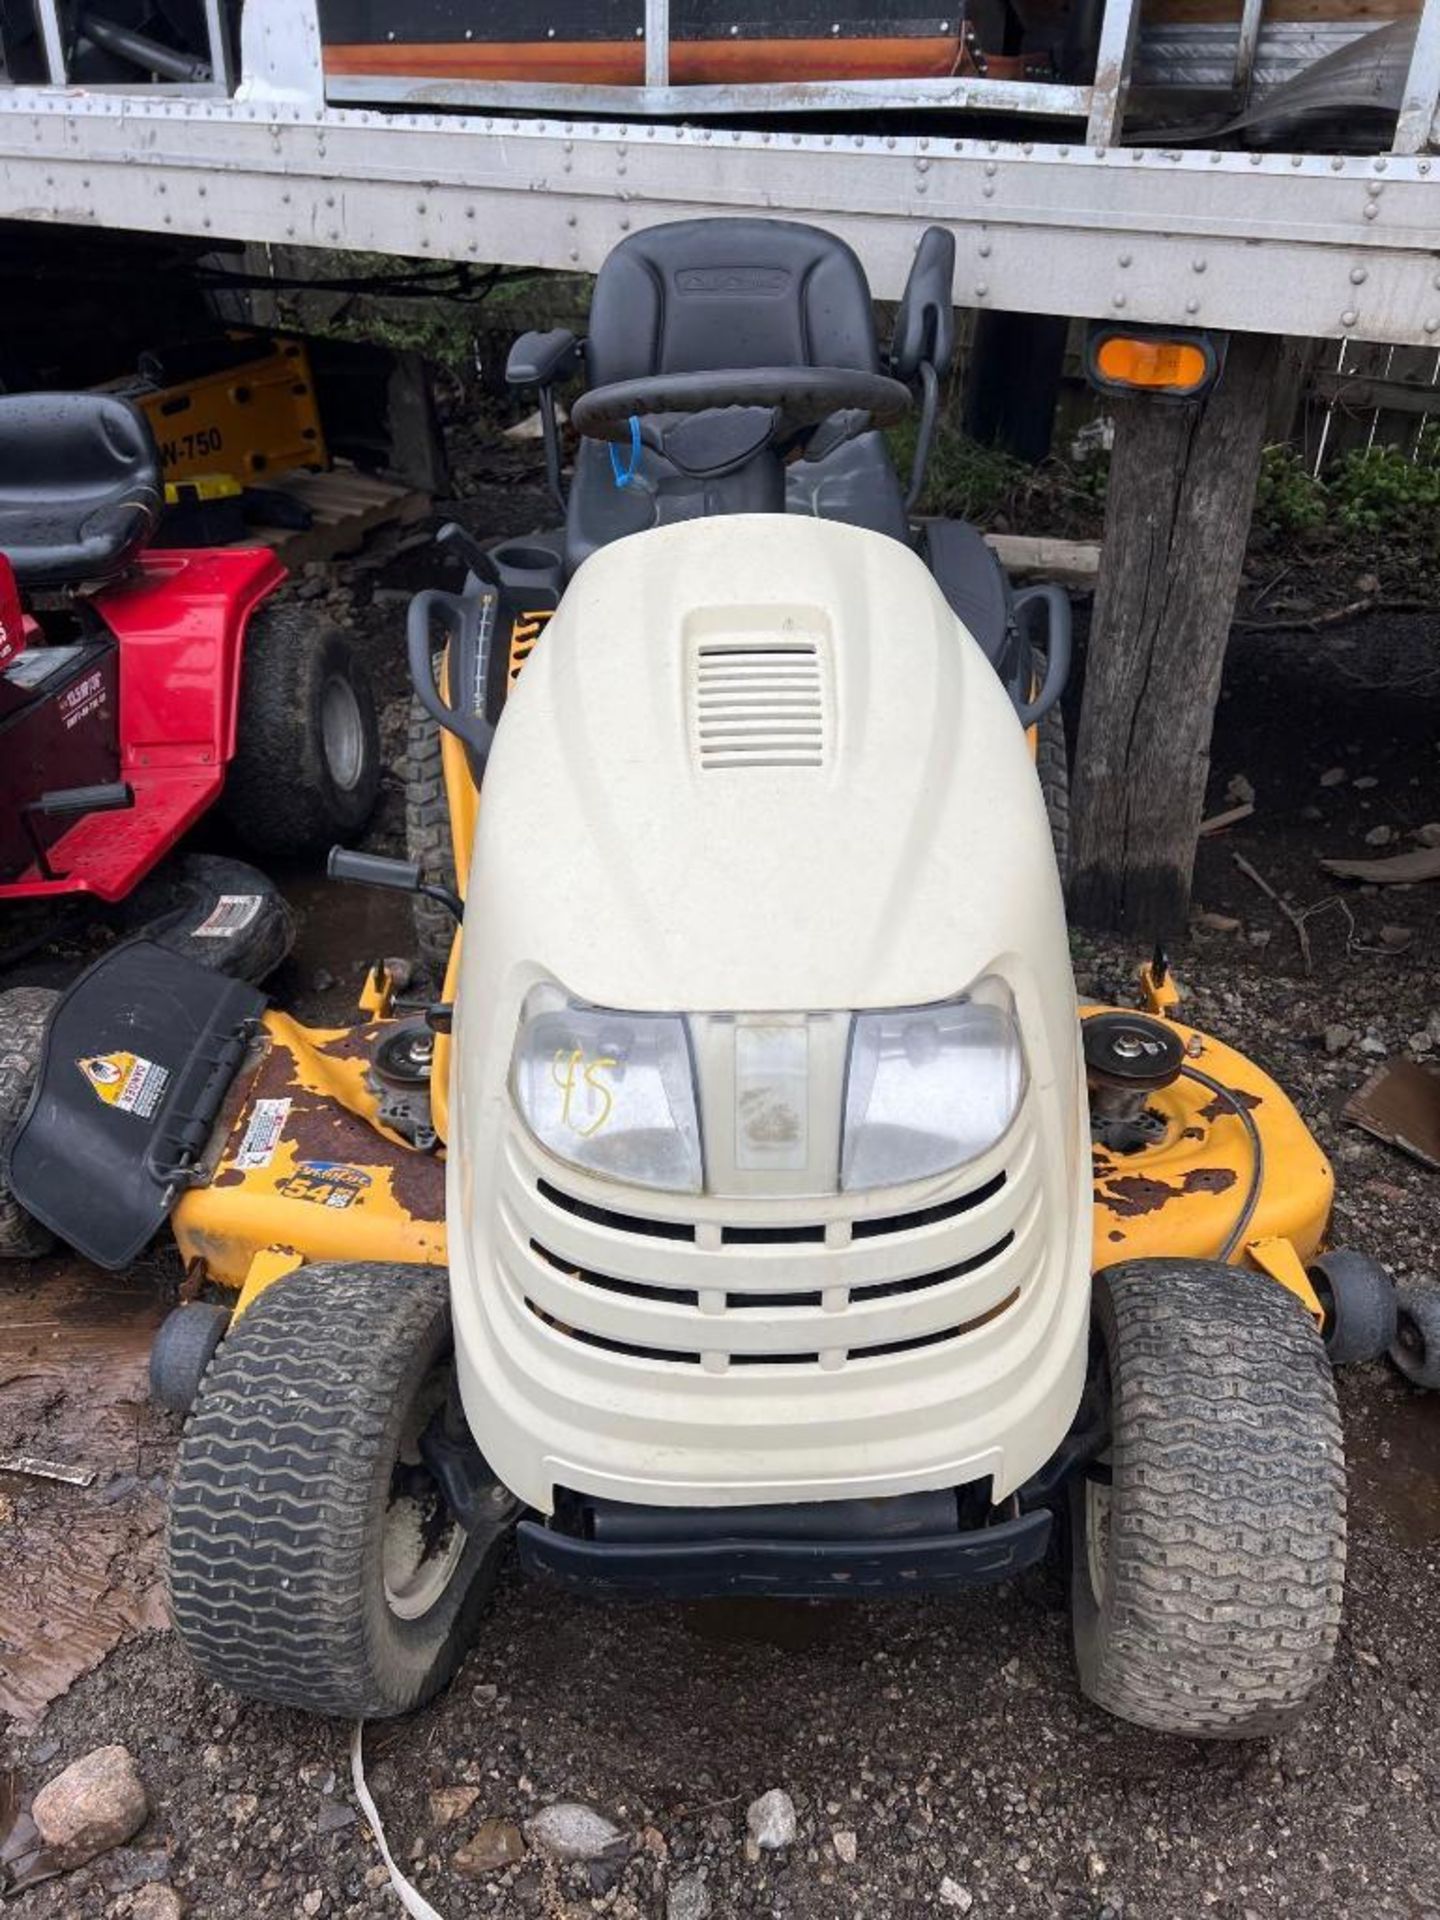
[1068,330,1282,933]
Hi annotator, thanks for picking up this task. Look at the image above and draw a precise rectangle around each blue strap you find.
[609,415,641,489]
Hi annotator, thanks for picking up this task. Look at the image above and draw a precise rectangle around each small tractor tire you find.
[1308,1250,1397,1366]
[0,987,59,1259]
[122,854,295,985]
[168,1261,498,1718]
[222,600,380,860]
[1390,1288,1440,1391]
[150,1301,231,1415]
[404,669,458,984]
[1071,1259,1346,1738]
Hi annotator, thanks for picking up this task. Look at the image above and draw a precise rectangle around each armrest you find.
[506,328,583,388]
[892,227,956,382]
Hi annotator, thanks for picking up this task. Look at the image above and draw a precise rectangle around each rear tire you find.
[1034,649,1070,879]
[168,1262,498,1718]
[1070,1260,1346,1738]
[0,987,59,1259]
[404,669,458,985]
[222,599,381,860]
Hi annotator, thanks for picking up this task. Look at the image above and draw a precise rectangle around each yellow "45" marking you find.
[552,1047,618,1136]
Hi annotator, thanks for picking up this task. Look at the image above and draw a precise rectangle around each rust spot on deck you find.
[1197,1087,1263,1123]
[1101,1166,1239,1217]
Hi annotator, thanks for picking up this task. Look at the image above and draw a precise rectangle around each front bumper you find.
[518,1508,1052,1598]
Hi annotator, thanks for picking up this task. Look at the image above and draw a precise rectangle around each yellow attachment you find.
[133,336,326,483]
[173,1009,445,1292]
[163,474,242,505]
[358,960,398,1020]
[234,1246,305,1317]
[1244,1235,1325,1324]
[1086,1005,1333,1274]
[507,608,554,688]
[1139,959,1182,1016]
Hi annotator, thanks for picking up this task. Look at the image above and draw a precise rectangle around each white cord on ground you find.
[351,1720,447,1920]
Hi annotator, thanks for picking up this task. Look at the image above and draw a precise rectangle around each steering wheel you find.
[570,366,912,446]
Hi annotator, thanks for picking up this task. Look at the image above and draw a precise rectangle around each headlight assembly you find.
[840,979,1026,1192]
[510,977,1025,1198]
[510,984,703,1193]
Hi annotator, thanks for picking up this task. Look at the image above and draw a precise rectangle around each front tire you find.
[222,599,381,860]
[1070,1260,1346,1738]
[0,987,59,1259]
[168,1262,499,1718]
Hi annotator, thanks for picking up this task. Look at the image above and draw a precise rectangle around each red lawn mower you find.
[0,392,380,982]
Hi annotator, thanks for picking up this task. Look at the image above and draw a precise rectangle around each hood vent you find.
[692,639,827,771]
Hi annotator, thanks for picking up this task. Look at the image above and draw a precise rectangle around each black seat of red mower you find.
[565,217,912,570]
[0,392,162,589]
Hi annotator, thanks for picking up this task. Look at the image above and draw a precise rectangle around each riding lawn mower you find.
[0,219,1399,1738]
[0,389,380,969]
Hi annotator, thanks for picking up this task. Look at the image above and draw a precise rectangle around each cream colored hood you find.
[468,513,1071,1025]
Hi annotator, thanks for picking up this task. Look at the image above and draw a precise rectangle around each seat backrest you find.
[0,392,162,589]
[585,218,882,386]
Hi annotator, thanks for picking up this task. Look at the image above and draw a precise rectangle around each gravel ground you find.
[2,427,1439,1920]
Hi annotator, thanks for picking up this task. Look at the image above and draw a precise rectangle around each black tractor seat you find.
[0,392,162,589]
[565,218,910,570]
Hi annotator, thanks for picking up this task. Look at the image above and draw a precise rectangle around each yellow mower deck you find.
[171,1007,446,1296]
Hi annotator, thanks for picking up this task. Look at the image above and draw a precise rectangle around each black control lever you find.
[437,521,498,583]
[327,848,464,924]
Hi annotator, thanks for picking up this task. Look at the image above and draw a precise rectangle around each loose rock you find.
[119,1890,185,1920]
[1195,912,1242,934]
[453,1817,525,1875]
[832,1828,858,1864]
[746,1789,797,1852]
[939,1879,974,1912]
[526,1801,625,1862]
[1364,824,1396,847]
[666,1875,712,1920]
[32,1745,149,1871]
[1319,767,1348,787]
[428,1785,481,1829]
[1323,1025,1353,1055]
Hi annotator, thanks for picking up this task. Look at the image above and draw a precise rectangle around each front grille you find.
[523,1288,1021,1370]
[533,1167,1006,1247]
[501,1118,1041,1377]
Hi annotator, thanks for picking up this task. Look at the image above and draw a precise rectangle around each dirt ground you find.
[1,429,1438,1920]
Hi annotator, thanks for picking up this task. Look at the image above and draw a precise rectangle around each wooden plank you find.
[246,463,430,567]
[984,531,1102,585]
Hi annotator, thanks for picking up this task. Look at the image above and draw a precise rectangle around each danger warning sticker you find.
[234,1096,291,1170]
[78,1050,170,1120]
[193,894,263,938]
